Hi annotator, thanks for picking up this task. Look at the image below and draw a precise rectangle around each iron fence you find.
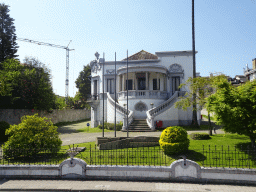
[0,144,256,168]
[201,145,256,169]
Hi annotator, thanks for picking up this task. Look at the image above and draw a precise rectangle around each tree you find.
[54,95,67,110]
[0,3,19,65]
[3,113,62,159]
[75,64,91,100]
[1,58,56,110]
[175,75,227,135]
[206,79,256,148]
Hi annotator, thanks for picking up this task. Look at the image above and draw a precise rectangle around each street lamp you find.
[150,103,154,109]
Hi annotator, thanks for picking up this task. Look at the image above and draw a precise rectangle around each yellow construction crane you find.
[17,38,74,103]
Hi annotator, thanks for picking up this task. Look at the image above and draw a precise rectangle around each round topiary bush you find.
[0,121,10,142]
[190,133,210,140]
[159,126,190,155]
[2,113,62,159]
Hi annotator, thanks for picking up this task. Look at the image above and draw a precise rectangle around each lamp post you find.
[150,103,154,109]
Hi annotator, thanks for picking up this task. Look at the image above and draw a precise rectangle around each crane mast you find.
[17,38,74,103]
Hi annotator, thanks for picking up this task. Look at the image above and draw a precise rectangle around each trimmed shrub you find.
[0,121,10,142]
[2,113,62,159]
[159,126,190,155]
[98,122,123,131]
[190,133,210,140]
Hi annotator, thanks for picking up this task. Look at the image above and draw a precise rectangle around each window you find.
[172,76,180,94]
[126,79,133,90]
[107,79,114,94]
[153,79,157,90]
[153,79,160,90]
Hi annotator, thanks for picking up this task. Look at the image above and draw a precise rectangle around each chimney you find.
[253,58,256,70]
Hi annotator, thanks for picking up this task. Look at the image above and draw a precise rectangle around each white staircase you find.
[146,91,186,130]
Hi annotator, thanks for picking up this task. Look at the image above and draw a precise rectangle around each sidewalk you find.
[0,179,255,192]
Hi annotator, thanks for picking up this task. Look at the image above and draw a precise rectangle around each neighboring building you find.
[244,58,256,82]
[88,50,201,131]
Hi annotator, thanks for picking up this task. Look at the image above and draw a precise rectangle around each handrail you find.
[107,92,130,115]
[146,91,186,130]
[106,92,134,128]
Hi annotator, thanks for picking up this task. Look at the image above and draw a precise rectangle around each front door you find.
[172,77,180,95]
[138,78,146,90]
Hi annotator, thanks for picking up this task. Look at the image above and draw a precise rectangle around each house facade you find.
[88,50,201,131]
[244,58,256,82]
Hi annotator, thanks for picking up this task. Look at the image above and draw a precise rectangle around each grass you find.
[202,114,217,121]
[53,118,91,127]
[2,133,255,168]
[156,124,212,132]
[77,127,114,133]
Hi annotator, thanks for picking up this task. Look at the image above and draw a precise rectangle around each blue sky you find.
[2,0,256,97]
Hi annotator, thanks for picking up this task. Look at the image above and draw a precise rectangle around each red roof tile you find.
[122,50,158,61]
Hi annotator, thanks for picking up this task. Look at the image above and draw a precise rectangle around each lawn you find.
[77,127,114,133]
[67,133,256,168]
[1,133,255,168]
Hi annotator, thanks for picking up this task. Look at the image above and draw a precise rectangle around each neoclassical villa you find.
[88,50,201,131]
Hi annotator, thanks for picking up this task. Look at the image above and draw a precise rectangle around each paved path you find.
[58,120,225,146]
[0,179,255,191]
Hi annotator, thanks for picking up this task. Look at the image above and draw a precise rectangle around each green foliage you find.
[2,113,62,159]
[98,122,123,131]
[0,58,56,110]
[175,75,228,135]
[54,95,67,110]
[206,79,256,148]
[159,126,190,155]
[75,64,91,100]
[190,133,210,140]
[0,3,19,64]
[0,121,10,142]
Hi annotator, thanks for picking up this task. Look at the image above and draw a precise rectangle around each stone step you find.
[129,125,148,128]
[121,129,153,132]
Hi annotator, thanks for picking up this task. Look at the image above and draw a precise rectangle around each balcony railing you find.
[118,90,168,100]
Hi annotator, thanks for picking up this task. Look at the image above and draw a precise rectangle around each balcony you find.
[117,90,168,100]
[87,94,100,109]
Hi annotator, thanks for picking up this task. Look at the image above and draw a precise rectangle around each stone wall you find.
[1,158,256,185]
[0,109,91,125]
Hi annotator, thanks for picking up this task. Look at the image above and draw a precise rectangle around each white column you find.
[133,73,135,90]
[146,72,149,90]
[123,73,126,91]
[157,73,159,90]
[135,73,137,90]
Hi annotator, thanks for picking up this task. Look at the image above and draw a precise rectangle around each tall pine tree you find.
[0,3,19,65]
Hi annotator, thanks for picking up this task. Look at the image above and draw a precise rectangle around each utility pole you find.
[192,0,199,127]
[17,38,74,103]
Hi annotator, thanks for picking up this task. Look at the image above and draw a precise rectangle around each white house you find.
[88,50,201,131]
[244,58,256,82]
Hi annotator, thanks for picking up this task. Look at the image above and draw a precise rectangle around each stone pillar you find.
[146,72,149,90]
[157,73,159,90]
[135,73,138,90]
[123,74,126,91]
[133,73,136,90]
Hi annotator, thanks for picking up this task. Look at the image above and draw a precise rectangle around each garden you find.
[1,117,256,169]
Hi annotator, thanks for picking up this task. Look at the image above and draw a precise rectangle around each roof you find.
[122,50,158,61]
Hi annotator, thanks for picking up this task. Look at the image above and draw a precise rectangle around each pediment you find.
[122,50,158,61]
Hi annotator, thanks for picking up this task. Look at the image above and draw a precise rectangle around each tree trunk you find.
[208,111,212,136]
[249,135,256,149]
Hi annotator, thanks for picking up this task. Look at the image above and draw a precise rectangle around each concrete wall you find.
[0,109,91,125]
[1,158,256,185]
